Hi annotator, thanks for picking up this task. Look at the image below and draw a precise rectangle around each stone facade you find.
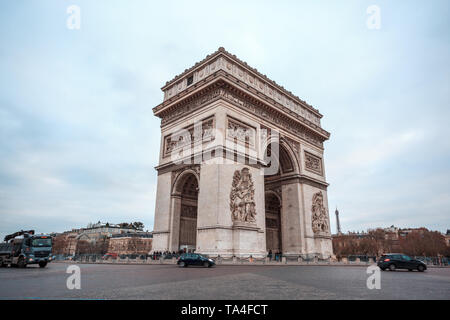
[152,48,333,259]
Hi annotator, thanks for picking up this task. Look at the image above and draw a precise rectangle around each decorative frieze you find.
[226,117,256,146]
[161,48,322,127]
[304,151,323,176]
[219,88,324,148]
[163,117,215,157]
[160,85,325,148]
[230,168,256,223]
[161,89,221,125]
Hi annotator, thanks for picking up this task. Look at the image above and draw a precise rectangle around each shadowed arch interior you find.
[265,192,282,253]
[176,172,199,251]
[265,142,295,175]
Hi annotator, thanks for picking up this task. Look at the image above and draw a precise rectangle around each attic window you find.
[187,75,194,86]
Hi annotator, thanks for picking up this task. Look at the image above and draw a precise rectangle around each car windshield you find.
[402,255,412,261]
[31,238,52,247]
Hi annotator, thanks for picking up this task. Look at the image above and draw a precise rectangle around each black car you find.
[377,253,427,272]
[177,253,215,268]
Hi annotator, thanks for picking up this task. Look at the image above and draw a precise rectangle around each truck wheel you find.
[39,261,47,268]
[17,257,26,268]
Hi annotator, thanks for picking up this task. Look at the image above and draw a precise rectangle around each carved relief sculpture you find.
[164,117,215,156]
[230,168,257,223]
[304,151,323,175]
[227,118,255,146]
[311,191,329,234]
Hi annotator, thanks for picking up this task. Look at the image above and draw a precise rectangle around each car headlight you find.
[208,259,214,262]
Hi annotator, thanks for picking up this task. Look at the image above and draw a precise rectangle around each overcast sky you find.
[0,0,449,240]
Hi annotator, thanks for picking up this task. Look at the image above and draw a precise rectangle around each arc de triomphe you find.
[151,48,333,259]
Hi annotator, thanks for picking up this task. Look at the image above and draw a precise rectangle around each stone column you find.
[152,171,172,252]
[196,161,266,258]
[168,195,182,252]
[280,183,303,256]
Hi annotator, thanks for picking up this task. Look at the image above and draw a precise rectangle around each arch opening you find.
[265,192,282,254]
[264,140,298,256]
[176,172,199,252]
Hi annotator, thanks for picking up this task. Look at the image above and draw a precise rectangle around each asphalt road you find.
[0,263,448,300]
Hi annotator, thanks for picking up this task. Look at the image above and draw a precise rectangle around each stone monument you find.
[151,48,333,259]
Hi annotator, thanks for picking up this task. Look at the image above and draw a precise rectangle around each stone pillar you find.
[300,183,333,258]
[152,171,172,252]
[196,161,266,258]
[168,195,182,252]
[280,183,303,256]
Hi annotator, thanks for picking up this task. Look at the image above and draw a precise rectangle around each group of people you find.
[267,250,283,261]
[150,249,196,260]
[150,251,175,260]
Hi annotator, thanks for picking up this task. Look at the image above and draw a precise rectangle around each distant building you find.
[51,222,147,255]
[75,222,137,243]
[107,232,153,255]
[445,230,450,247]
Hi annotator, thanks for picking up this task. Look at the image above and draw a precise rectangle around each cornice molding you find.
[154,78,329,148]
[159,47,323,122]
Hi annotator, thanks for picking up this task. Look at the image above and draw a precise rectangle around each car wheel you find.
[203,262,209,268]
[380,267,386,271]
[417,265,425,272]
[17,257,26,268]
[388,264,396,271]
[39,261,47,268]
[179,261,186,267]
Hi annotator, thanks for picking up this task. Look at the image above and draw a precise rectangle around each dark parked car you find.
[377,253,427,272]
[177,253,215,268]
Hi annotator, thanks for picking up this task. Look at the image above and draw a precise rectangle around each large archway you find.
[265,192,282,253]
[176,172,199,252]
[264,140,299,255]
